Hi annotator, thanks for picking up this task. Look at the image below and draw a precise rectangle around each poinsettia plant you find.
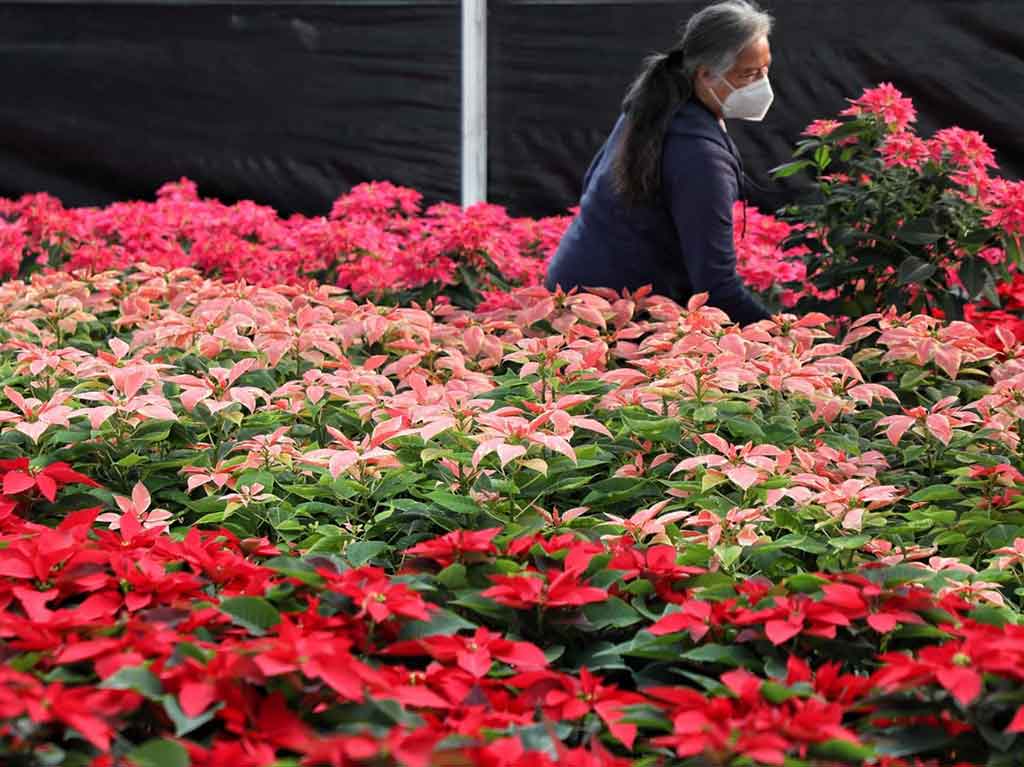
[772,83,1024,321]
[4,84,1024,764]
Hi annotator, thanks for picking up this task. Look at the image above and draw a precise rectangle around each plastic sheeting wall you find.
[0,1,461,216]
[1,1,1022,219]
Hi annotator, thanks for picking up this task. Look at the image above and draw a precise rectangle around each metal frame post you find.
[461,0,487,206]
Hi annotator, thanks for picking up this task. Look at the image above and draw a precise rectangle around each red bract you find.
[471,735,632,767]
[404,527,502,568]
[840,81,917,132]
[1,178,574,299]
[0,457,99,509]
[508,667,646,748]
[317,563,435,623]
[648,599,714,641]
[0,668,140,751]
[646,670,864,766]
[604,539,706,583]
[872,620,1024,714]
[383,626,549,676]
[649,571,962,649]
[785,656,876,705]
[482,569,608,610]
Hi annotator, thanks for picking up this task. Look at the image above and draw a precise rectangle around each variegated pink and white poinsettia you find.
[0,265,1020,607]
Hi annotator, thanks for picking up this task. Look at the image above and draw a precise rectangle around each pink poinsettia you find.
[840,82,917,132]
[95,482,173,532]
[0,386,75,443]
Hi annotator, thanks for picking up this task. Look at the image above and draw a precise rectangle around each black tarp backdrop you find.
[0,1,461,216]
[0,0,1022,219]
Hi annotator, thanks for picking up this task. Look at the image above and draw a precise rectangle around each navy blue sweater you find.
[545,98,771,325]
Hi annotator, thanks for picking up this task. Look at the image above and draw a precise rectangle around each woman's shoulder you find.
[666,99,729,145]
[662,103,740,191]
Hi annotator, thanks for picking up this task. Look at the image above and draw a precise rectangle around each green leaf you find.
[1004,233,1023,266]
[115,453,147,468]
[420,447,454,463]
[897,256,938,286]
[968,605,1012,627]
[263,556,324,586]
[700,472,728,492]
[828,534,871,550]
[582,477,653,506]
[132,421,173,443]
[873,726,953,758]
[813,144,832,170]
[769,159,813,178]
[691,405,719,422]
[761,680,803,703]
[127,739,190,767]
[346,540,389,566]
[588,568,626,591]
[680,643,758,668]
[981,272,1001,308]
[450,591,518,623]
[898,368,931,390]
[715,401,754,416]
[715,544,743,569]
[977,720,1018,752]
[279,483,327,500]
[100,665,163,700]
[437,563,468,589]
[237,470,275,491]
[958,256,987,299]
[891,624,953,641]
[868,564,934,587]
[574,641,628,671]
[397,608,477,640]
[425,490,480,517]
[194,510,231,525]
[620,413,681,443]
[34,746,67,766]
[894,218,943,245]
[162,694,220,737]
[622,633,688,661]
[582,597,642,630]
[218,596,281,636]
[170,642,214,666]
[824,120,865,142]
[722,417,764,441]
[812,739,876,761]
[785,573,828,593]
[6,652,42,672]
[908,486,964,503]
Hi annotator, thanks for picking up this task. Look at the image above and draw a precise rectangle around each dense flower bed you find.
[0,267,1022,765]
[3,82,1024,766]
[0,176,811,317]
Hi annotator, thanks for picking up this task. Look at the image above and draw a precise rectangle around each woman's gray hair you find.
[680,0,774,80]
[612,0,774,205]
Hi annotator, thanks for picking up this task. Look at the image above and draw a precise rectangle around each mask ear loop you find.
[711,73,746,238]
[707,74,730,113]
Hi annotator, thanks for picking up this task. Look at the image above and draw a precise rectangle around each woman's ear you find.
[696,67,717,92]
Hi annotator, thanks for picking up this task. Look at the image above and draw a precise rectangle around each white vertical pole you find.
[461,0,487,207]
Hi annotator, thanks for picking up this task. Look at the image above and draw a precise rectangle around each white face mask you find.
[713,75,774,121]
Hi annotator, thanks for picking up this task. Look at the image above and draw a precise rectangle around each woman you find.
[545,0,774,325]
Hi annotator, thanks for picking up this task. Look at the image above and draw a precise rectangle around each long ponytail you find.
[612,49,691,206]
[611,0,774,207]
